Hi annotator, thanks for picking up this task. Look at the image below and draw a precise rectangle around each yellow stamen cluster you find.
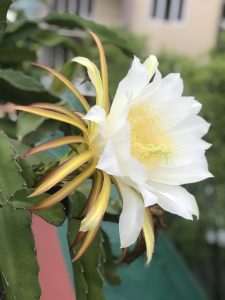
[128,102,173,169]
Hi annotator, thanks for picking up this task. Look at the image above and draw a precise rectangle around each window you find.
[42,0,94,68]
[151,0,185,21]
[222,3,225,19]
[220,3,225,30]
[52,0,94,17]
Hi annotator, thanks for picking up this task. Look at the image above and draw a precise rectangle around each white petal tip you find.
[71,57,83,63]
[120,239,134,249]
[205,171,214,179]
[144,55,159,80]
[145,256,153,266]
[83,105,106,124]
[195,214,200,221]
[80,220,94,232]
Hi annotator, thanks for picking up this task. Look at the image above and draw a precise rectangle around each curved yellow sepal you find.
[29,150,93,197]
[29,159,97,210]
[81,170,103,217]
[72,221,101,262]
[90,31,109,113]
[32,63,90,112]
[21,136,86,159]
[70,231,86,249]
[72,57,104,110]
[15,105,88,136]
[80,171,111,231]
[143,55,159,81]
[32,103,84,125]
[143,208,155,265]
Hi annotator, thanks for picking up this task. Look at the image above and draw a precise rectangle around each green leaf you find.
[0,0,12,33]
[10,189,66,226]
[22,120,61,146]
[51,61,77,93]
[0,206,41,300]
[0,118,17,138]
[75,232,105,300]
[10,138,54,166]
[32,29,80,53]
[0,275,5,299]
[8,139,54,189]
[10,141,37,188]
[0,45,36,65]
[3,20,38,43]
[17,157,36,187]
[102,230,121,286]
[67,192,106,300]
[0,131,25,205]
[45,13,133,56]
[16,112,44,140]
[4,137,65,226]
[36,203,66,226]
[0,69,60,104]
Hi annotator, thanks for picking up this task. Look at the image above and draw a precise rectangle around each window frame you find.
[150,0,187,24]
[51,0,95,18]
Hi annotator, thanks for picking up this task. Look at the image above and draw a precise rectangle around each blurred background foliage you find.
[0,1,225,300]
[158,37,225,295]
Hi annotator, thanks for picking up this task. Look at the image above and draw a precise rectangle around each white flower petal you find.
[171,115,210,137]
[106,92,129,136]
[111,122,148,183]
[109,56,150,122]
[172,133,211,153]
[138,184,158,207]
[150,182,199,219]
[96,140,122,176]
[160,73,184,98]
[159,133,211,168]
[159,97,203,131]
[110,122,131,155]
[184,97,202,114]
[83,105,106,124]
[114,56,149,99]
[143,73,183,108]
[133,73,183,113]
[161,150,208,168]
[120,159,148,183]
[161,99,196,131]
[133,69,162,106]
[107,57,159,133]
[150,156,213,185]
[117,181,144,247]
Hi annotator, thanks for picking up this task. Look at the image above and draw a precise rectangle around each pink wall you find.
[32,215,76,300]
